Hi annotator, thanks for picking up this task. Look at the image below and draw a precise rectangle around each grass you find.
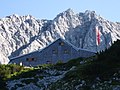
[49,55,120,89]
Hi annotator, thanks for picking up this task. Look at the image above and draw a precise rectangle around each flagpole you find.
[95,26,98,53]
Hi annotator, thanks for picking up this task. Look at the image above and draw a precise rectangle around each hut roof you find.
[10,38,95,60]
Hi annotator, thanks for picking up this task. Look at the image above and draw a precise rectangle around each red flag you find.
[96,26,101,45]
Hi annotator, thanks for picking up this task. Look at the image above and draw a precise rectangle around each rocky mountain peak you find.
[0,9,120,64]
[64,8,75,15]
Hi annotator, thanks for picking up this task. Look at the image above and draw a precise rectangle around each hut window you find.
[59,42,64,46]
[26,58,29,61]
[64,49,69,54]
[52,49,58,54]
[46,60,52,64]
[26,58,35,61]
[31,58,35,61]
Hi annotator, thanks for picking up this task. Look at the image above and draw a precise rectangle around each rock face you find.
[0,8,120,64]
[6,68,67,90]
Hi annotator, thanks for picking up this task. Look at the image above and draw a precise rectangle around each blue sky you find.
[0,0,120,22]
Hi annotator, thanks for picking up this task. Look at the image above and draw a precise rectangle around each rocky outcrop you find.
[0,9,120,64]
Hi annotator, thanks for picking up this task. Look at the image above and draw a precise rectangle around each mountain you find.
[0,8,120,64]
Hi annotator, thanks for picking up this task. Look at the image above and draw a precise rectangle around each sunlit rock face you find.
[0,9,120,64]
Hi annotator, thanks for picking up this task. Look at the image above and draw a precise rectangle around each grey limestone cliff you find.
[0,9,120,64]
